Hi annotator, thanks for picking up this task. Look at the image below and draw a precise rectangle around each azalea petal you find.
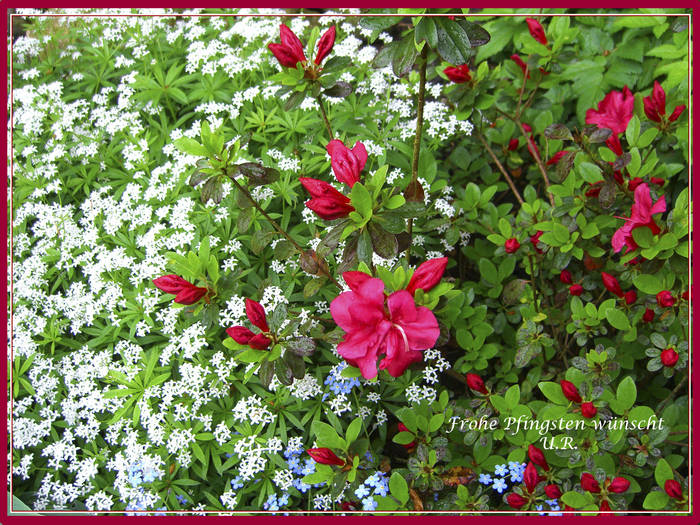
[387,291,440,350]
[650,194,666,215]
[379,328,423,377]
[351,141,368,171]
[342,271,372,292]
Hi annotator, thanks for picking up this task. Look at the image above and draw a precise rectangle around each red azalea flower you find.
[466,373,488,395]
[606,133,623,156]
[299,177,355,220]
[508,138,519,151]
[651,177,665,186]
[525,18,548,45]
[612,183,666,254]
[444,64,471,83]
[153,274,208,305]
[624,290,637,305]
[656,290,675,308]
[585,181,603,198]
[545,484,562,499]
[406,257,448,295]
[581,402,597,418]
[560,270,573,284]
[327,139,368,188]
[665,480,683,500]
[569,284,583,296]
[599,500,611,512]
[511,54,531,78]
[661,348,679,367]
[397,422,416,449]
[642,307,655,323]
[585,86,634,136]
[643,80,666,122]
[580,473,601,493]
[528,445,549,471]
[507,493,529,510]
[315,26,336,65]
[268,24,307,68]
[306,448,345,466]
[601,272,623,298]
[330,275,439,379]
[608,477,630,494]
[226,298,272,350]
[505,238,520,254]
[669,105,686,122]
[560,380,582,403]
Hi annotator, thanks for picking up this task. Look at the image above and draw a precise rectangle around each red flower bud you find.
[581,402,597,419]
[248,333,272,350]
[651,177,665,186]
[528,445,549,471]
[226,326,255,345]
[173,284,208,305]
[525,18,548,45]
[665,479,683,500]
[268,24,307,68]
[530,231,544,254]
[628,177,644,192]
[608,477,630,493]
[624,290,637,305]
[315,26,335,65]
[508,138,519,151]
[406,257,448,295]
[599,500,611,512]
[643,307,655,323]
[560,270,573,284]
[153,274,191,294]
[546,151,568,166]
[327,139,368,188]
[681,290,689,301]
[569,284,584,296]
[505,238,520,254]
[581,472,601,493]
[507,493,529,510]
[669,105,686,122]
[661,348,679,367]
[523,462,539,493]
[544,484,562,500]
[299,177,355,220]
[444,64,471,83]
[510,54,531,78]
[245,298,269,332]
[643,81,666,122]
[466,373,488,395]
[560,380,582,403]
[306,448,345,466]
[657,290,676,307]
[397,422,416,449]
[601,272,623,298]
[585,183,602,198]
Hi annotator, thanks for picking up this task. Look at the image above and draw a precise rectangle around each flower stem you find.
[226,173,342,289]
[406,46,429,266]
[515,119,556,208]
[315,94,334,141]
[475,131,524,205]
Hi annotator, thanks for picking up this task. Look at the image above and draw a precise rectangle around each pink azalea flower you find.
[330,275,440,379]
[585,86,634,136]
[611,183,666,254]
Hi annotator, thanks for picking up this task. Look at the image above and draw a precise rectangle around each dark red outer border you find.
[1,4,697,524]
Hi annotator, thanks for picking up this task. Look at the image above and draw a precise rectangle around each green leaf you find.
[561,490,594,509]
[351,182,373,219]
[505,385,520,408]
[633,274,663,295]
[632,226,654,248]
[311,420,346,450]
[478,258,498,284]
[345,417,363,444]
[578,162,603,184]
[654,458,674,486]
[434,18,472,64]
[538,382,569,405]
[415,17,438,48]
[643,491,670,510]
[616,376,637,411]
[389,472,409,505]
[606,309,631,331]
[174,137,208,157]
[393,431,416,445]
[626,115,641,146]
[392,34,420,77]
